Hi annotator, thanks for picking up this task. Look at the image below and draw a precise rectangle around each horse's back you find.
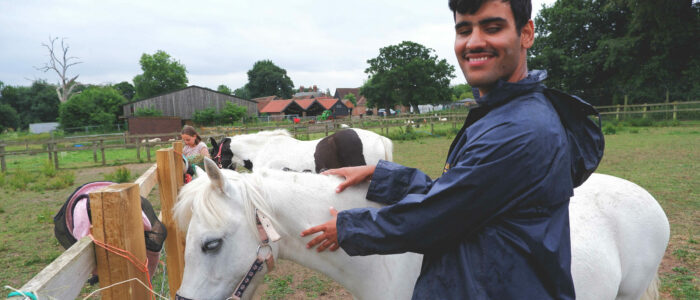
[351,128,393,163]
[570,173,669,300]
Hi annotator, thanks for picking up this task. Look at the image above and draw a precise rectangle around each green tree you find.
[245,60,294,98]
[0,81,59,129]
[363,41,455,112]
[58,86,126,129]
[233,86,251,99]
[112,81,135,100]
[219,102,247,123]
[531,0,700,105]
[0,103,19,132]
[451,84,474,101]
[217,84,233,95]
[133,50,188,100]
[344,93,357,105]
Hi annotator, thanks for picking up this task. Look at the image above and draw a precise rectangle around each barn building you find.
[122,86,258,120]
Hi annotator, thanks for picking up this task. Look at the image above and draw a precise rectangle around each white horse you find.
[173,159,669,300]
[210,128,393,173]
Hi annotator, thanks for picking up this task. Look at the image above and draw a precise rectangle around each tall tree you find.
[217,84,233,95]
[58,86,126,129]
[451,83,474,101]
[0,81,59,129]
[531,0,699,105]
[112,81,135,100]
[344,93,357,105]
[35,36,82,103]
[362,41,455,112]
[245,60,294,99]
[233,86,251,99]
[133,50,188,100]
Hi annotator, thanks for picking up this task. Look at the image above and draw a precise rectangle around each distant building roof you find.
[342,99,355,109]
[317,98,341,110]
[295,99,317,109]
[252,96,279,102]
[260,100,294,113]
[334,88,361,100]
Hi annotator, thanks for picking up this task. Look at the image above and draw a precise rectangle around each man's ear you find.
[521,19,534,49]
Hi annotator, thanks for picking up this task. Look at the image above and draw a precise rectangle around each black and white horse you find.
[210,128,393,173]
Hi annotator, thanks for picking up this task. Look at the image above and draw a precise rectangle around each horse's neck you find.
[257,171,420,299]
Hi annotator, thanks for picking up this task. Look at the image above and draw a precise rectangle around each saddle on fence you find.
[53,181,167,282]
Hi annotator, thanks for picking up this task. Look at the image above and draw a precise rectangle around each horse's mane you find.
[173,169,277,238]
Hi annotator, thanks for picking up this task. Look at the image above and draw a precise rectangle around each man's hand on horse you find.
[301,207,340,252]
[322,165,376,193]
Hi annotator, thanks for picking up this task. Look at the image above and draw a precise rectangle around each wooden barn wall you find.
[123,87,258,119]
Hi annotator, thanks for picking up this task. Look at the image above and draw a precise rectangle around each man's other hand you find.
[322,165,376,193]
[301,207,340,252]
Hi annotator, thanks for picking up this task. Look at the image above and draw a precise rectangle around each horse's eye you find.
[202,238,223,252]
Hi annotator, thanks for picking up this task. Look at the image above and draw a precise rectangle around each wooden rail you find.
[7,142,183,300]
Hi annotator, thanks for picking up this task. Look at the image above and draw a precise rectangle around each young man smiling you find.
[301,0,603,298]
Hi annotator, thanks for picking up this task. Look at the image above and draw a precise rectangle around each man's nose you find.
[466,29,487,50]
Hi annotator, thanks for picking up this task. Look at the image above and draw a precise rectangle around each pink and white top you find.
[183,141,208,158]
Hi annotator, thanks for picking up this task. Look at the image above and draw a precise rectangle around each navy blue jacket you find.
[337,71,602,299]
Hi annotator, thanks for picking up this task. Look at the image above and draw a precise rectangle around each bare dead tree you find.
[35,36,82,103]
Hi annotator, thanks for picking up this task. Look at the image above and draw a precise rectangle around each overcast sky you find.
[0,0,555,94]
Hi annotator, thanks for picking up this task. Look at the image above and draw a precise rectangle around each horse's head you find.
[210,137,238,170]
[174,158,277,300]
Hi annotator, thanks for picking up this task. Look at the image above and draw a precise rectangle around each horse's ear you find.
[210,137,218,150]
[204,157,225,191]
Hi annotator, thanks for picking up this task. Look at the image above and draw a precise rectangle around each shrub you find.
[602,123,617,135]
[46,171,75,190]
[104,167,132,183]
[8,170,33,190]
[626,118,653,127]
[134,107,163,117]
[40,161,57,177]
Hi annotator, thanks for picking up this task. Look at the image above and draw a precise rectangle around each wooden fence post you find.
[673,101,678,120]
[643,103,648,118]
[156,149,185,298]
[100,139,106,166]
[146,142,152,162]
[616,105,621,120]
[93,141,98,163]
[53,142,59,170]
[136,138,141,161]
[173,141,184,190]
[90,183,149,300]
[0,144,5,173]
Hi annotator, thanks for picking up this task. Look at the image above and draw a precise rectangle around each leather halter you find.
[229,209,280,300]
[213,143,225,168]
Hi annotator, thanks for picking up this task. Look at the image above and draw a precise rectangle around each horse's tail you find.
[640,272,661,300]
[381,135,393,162]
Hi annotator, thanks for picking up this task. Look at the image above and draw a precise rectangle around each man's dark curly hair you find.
[448,0,532,32]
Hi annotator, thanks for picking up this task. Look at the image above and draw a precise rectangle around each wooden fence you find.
[7,142,187,300]
[2,101,698,173]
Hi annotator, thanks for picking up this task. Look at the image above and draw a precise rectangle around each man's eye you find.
[457,29,472,35]
[486,27,501,33]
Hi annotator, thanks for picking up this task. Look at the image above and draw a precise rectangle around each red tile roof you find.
[317,99,341,109]
[257,99,272,112]
[252,96,279,102]
[260,100,294,113]
[295,99,316,109]
[342,99,355,108]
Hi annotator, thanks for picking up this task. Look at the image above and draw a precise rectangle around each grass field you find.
[0,121,697,299]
